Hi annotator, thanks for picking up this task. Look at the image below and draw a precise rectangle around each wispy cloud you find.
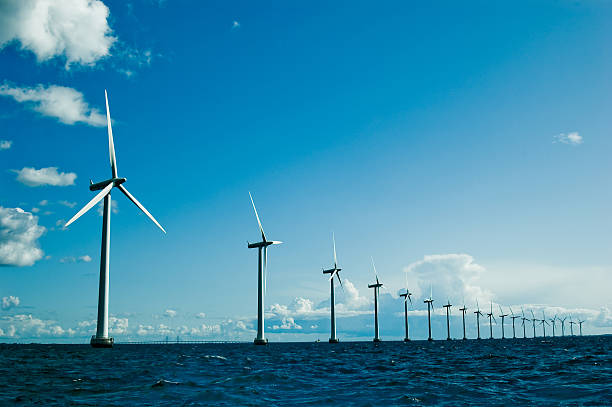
[13,167,77,187]
[59,255,92,264]
[58,200,76,208]
[0,0,115,68]
[232,20,240,29]
[164,309,177,318]
[0,140,12,150]
[553,132,583,145]
[0,207,45,267]
[0,83,106,126]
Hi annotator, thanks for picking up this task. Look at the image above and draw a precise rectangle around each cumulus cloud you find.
[58,200,76,208]
[196,312,206,319]
[164,309,177,318]
[553,132,583,145]
[272,317,302,330]
[14,167,77,187]
[1,314,69,337]
[0,207,45,266]
[404,254,492,305]
[0,140,12,150]
[109,316,128,334]
[0,84,105,126]
[1,296,20,310]
[59,255,91,263]
[0,0,115,67]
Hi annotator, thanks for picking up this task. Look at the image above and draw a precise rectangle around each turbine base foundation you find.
[254,338,268,345]
[90,336,113,348]
[328,338,339,343]
[373,338,381,343]
[403,338,411,342]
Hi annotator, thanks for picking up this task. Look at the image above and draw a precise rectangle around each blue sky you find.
[0,0,610,342]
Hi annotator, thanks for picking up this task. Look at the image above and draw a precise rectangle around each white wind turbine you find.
[64,90,166,348]
[248,192,282,345]
[322,232,343,343]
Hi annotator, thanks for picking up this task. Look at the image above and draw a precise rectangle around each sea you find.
[0,335,610,406]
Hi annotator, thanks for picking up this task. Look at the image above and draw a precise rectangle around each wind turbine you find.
[368,258,383,342]
[442,299,452,340]
[474,299,484,340]
[560,316,567,336]
[64,90,166,348]
[459,302,467,340]
[510,307,520,339]
[399,288,412,342]
[423,285,434,341]
[578,320,585,336]
[498,305,508,339]
[322,233,342,343]
[540,310,549,337]
[550,315,557,337]
[521,308,528,338]
[530,310,537,338]
[248,192,282,345]
[486,302,496,339]
[569,316,576,336]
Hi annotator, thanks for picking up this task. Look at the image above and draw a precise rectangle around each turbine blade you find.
[328,269,338,282]
[105,90,118,178]
[264,246,268,294]
[64,182,114,228]
[248,192,266,242]
[336,272,343,289]
[117,184,166,233]
[332,232,338,268]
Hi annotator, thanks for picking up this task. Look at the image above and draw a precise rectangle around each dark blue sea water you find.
[1,336,610,406]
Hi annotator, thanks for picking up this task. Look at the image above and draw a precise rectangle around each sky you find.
[0,0,611,343]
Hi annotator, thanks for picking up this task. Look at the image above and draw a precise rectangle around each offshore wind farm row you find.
[66,91,588,347]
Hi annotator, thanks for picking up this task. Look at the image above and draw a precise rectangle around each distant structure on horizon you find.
[322,233,342,343]
[368,258,384,343]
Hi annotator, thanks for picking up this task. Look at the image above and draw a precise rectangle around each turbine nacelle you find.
[248,240,282,248]
[89,177,127,191]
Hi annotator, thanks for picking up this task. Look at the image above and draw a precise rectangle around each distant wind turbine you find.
[399,288,412,342]
[550,315,557,337]
[474,299,484,340]
[498,305,508,339]
[248,192,282,345]
[569,316,576,336]
[64,90,166,348]
[521,308,528,338]
[442,299,452,341]
[487,302,497,339]
[459,302,467,340]
[424,285,434,341]
[578,320,585,336]
[368,258,383,342]
[509,307,520,339]
[530,310,537,338]
[560,316,567,336]
[322,233,342,343]
[540,310,549,338]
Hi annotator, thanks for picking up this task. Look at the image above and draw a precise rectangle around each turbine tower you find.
[540,310,549,338]
[569,317,576,336]
[248,192,282,345]
[459,302,467,340]
[509,307,520,339]
[530,310,537,338]
[399,288,412,342]
[498,305,508,339]
[550,315,557,337]
[423,286,434,341]
[442,299,452,340]
[560,316,567,336]
[474,299,484,340]
[368,258,383,342]
[578,320,585,336]
[322,233,342,343]
[64,90,166,348]
[521,308,528,338]
[486,303,496,339]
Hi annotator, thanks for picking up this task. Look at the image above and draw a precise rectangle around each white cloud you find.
[38,200,48,206]
[14,167,77,187]
[31,207,40,213]
[0,140,12,150]
[553,132,583,145]
[1,296,20,310]
[59,254,91,263]
[78,255,92,262]
[404,254,492,305]
[58,200,76,208]
[164,309,177,318]
[0,207,45,266]
[0,0,115,67]
[272,317,302,330]
[196,312,206,319]
[109,316,128,334]
[0,84,105,126]
[232,20,240,29]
